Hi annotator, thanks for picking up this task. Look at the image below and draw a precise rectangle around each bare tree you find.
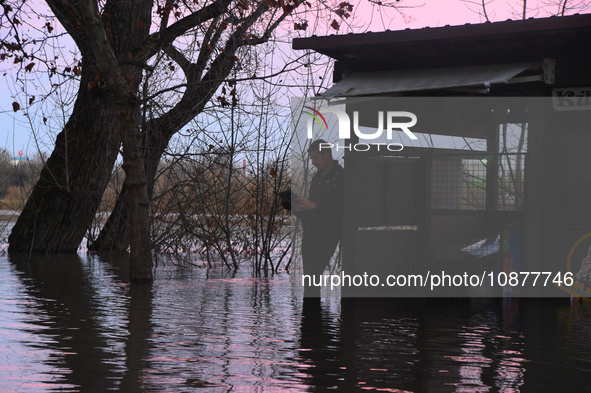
[1,0,313,280]
[1,0,417,280]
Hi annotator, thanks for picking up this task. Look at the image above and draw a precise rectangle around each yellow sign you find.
[557,233,591,298]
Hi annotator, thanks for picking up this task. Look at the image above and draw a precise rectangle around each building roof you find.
[293,13,591,79]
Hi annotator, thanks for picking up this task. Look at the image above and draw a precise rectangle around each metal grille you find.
[430,154,525,212]
[428,152,525,261]
[497,153,525,211]
[350,150,526,268]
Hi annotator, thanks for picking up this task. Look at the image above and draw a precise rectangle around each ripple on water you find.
[2,256,591,392]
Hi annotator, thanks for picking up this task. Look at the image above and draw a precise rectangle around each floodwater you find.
[1,253,591,392]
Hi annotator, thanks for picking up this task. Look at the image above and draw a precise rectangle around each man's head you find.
[307,139,333,172]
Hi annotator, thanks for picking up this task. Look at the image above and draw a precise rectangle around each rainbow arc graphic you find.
[304,106,328,130]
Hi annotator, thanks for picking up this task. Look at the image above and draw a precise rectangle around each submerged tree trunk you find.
[9,0,152,274]
[89,127,165,252]
[8,76,120,253]
[77,0,153,281]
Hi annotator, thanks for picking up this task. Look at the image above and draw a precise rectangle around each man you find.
[294,139,344,297]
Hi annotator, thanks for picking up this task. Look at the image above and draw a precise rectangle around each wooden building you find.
[293,14,591,296]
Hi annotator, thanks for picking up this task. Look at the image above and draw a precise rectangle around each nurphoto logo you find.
[304,106,418,152]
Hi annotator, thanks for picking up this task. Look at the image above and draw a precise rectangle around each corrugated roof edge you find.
[292,13,591,51]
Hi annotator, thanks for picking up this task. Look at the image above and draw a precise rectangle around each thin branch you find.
[142,55,307,103]
[143,0,235,59]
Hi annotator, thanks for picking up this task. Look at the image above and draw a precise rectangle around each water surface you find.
[1,254,590,392]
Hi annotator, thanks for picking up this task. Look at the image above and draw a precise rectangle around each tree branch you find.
[194,17,223,79]
[44,0,92,56]
[143,0,235,59]
[145,0,303,140]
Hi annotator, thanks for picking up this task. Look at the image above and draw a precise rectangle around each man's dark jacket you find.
[298,162,344,260]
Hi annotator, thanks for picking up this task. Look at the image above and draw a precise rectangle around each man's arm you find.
[294,198,316,210]
[300,166,344,225]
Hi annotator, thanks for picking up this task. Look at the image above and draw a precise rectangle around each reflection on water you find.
[1,254,591,392]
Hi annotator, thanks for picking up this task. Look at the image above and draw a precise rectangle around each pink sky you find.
[1,0,588,155]
[347,0,581,32]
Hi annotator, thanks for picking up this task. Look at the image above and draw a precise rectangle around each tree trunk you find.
[121,115,153,281]
[74,0,153,281]
[8,0,151,262]
[89,128,166,252]
[8,72,121,253]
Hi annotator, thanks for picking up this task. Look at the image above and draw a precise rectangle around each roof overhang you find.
[293,13,591,75]
[321,62,539,98]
